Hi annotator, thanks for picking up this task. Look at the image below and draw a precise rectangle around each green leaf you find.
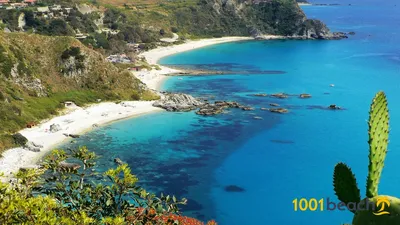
[333,162,361,213]
[366,91,390,198]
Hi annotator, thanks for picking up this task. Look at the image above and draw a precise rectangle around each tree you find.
[0,147,217,225]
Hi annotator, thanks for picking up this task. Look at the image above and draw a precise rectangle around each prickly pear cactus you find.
[366,91,389,198]
[333,91,400,225]
[353,196,400,225]
[333,163,360,212]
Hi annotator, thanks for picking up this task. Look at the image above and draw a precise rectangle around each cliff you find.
[176,0,344,39]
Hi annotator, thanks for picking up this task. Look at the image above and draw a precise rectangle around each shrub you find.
[0,147,217,225]
[171,27,179,33]
[12,133,28,146]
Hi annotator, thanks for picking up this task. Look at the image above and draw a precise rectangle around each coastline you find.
[132,36,255,90]
[0,36,256,179]
[0,101,163,179]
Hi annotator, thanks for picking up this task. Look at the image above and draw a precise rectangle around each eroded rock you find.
[153,93,204,111]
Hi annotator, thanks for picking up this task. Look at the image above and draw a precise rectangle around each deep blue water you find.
[61,1,400,224]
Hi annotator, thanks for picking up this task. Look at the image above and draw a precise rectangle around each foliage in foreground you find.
[333,91,400,224]
[0,147,216,225]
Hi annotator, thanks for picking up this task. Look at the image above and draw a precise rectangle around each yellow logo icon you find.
[374,196,390,216]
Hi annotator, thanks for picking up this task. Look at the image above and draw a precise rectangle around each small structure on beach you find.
[64,101,76,107]
[26,122,36,128]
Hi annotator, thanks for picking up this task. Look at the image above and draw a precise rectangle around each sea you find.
[60,0,400,224]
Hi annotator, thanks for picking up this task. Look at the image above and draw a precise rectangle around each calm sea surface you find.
[61,1,400,224]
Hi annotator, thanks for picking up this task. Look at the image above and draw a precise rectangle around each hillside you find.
[0,0,343,54]
[0,31,158,152]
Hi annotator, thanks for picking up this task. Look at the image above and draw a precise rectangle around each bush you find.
[0,147,218,225]
[12,133,28,146]
[171,27,179,33]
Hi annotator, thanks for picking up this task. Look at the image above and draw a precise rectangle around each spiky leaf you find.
[334,162,361,213]
[366,91,389,198]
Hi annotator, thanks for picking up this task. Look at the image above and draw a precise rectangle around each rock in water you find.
[328,104,341,110]
[269,108,289,114]
[153,93,204,111]
[114,158,124,165]
[50,124,62,133]
[68,134,80,138]
[299,93,312,98]
[224,185,245,193]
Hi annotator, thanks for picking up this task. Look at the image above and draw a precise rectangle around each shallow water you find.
[60,1,400,224]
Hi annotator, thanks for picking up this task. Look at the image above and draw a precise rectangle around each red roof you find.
[0,0,10,3]
[24,0,36,3]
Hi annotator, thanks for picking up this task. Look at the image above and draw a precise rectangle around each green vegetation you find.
[0,0,325,53]
[333,91,400,224]
[0,147,217,225]
[0,32,159,153]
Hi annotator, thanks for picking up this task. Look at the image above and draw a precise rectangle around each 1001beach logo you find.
[292,196,390,215]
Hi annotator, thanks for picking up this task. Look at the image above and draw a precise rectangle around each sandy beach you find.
[0,36,257,179]
[0,101,162,179]
[133,36,255,90]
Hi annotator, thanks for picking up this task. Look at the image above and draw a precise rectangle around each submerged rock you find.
[153,93,204,111]
[224,185,245,193]
[253,93,268,97]
[270,93,288,99]
[240,106,254,111]
[269,103,280,107]
[269,108,289,114]
[196,101,245,116]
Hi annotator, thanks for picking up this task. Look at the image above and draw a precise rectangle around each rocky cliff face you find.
[181,0,344,39]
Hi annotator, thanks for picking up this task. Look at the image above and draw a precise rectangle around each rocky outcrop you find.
[270,93,288,99]
[299,93,312,98]
[328,104,342,110]
[114,158,124,165]
[196,101,244,116]
[298,19,348,40]
[24,141,43,152]
[269,108,289,114]
[50,124,62,133]
[183,0,346,40]
[153,93,204,111]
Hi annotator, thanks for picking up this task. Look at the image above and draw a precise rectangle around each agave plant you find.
[333,91,400,225]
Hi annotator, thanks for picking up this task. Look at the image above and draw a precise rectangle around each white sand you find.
[0,101,162,179]
[0,36,260,179]
[133,36,255,90]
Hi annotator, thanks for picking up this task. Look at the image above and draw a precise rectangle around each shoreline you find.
[132,36,255,90]
[0,101,163,179]
[0,36,257,179]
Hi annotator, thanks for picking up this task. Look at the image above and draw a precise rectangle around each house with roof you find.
[24,0,37,5]
[0,0,9,5]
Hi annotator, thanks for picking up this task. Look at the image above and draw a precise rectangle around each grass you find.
[0,32,160,154]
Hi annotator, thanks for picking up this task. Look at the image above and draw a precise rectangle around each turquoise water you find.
[62,1,400,224]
